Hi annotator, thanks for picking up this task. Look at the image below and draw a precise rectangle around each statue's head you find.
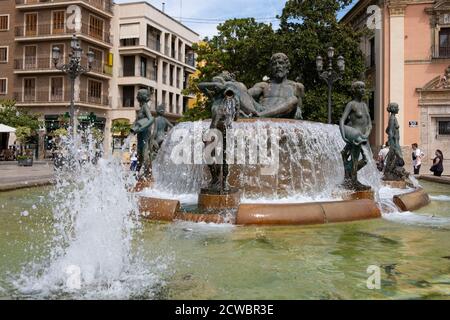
[387,102,399,114]
[351,81,366,98]
[137,89,150,104]
[270,53,290,81]
[156,103,165,115]
[219,71,236,82]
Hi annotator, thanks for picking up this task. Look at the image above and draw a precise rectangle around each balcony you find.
[15,22,112,46]
[14,89,110,107]
[14,57,112,77]
[432,45,450,59]
[15,0,113,16]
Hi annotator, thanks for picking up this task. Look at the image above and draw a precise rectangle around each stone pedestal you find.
[198,189,241,213]
[343,189,375,201]
[383,180,407,189]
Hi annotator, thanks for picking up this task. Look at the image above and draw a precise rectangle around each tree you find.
[181,18,279,121]
[181,0,367,123]
[278,0,367,122]
[111,119,131,137]
[0,99,42,131]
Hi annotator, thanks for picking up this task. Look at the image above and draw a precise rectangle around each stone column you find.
[389,4,406,145]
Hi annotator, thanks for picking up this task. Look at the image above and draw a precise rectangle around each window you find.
[24,78,36,101]
[122,86,134,107]
[24,45,37,68]
[89,15,103,40]
[0,46,7,63]
[438,120,450,135]
[120,38,138,47]
[439,28,450,58]
[89,47,103,73]
[50,77,63,101]
[140,57,147,77]
[369,37,375,67]
[0,15,9,31]
[88,79,102,104]
[123,56,135,76]
[52,11,65,34]
[25,13,37,36]
[0,78,7,95]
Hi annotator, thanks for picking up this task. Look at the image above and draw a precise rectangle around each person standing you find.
[430,149,444,177]
[411,143,424,175]
[130,144,138,172]
[377,142,389,171]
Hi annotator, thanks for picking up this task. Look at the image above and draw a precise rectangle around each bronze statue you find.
[198,71,261,117]
[131,89,154,176]
[199,79,239,192]
[339,81,372,191]
[383,103,409,181]
[249,53,304,119]
[150,103,174,159]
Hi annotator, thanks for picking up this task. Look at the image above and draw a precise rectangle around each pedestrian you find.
[130,144,138,172]
[411,143,424,175]
[430,149,444,177]
[377,142,389,171]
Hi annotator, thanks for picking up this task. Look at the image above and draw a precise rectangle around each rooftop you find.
[116,1,200,37]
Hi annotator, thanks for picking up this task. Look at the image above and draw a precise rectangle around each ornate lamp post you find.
[316,47,345,124]
[52,34,94,135]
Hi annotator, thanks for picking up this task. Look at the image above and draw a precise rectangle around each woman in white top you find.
[411,143,424,175]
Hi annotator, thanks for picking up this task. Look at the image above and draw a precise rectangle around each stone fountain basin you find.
[138,187,431,226]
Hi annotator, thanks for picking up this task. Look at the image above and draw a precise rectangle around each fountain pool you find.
[1,180,449,300]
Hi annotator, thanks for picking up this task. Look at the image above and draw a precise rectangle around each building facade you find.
[0,0,198,156]
[342,0,450,173]
[108,1,198,153]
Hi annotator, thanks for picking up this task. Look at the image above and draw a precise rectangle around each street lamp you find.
[316,47,345,124]
[52,34,94,136]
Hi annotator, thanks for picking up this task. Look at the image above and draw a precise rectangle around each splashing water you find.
[11,129,168,299]
[152,119,381,200]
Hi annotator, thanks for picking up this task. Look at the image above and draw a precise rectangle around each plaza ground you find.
[0,161,54,192]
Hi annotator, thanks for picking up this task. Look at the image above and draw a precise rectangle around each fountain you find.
[133,53,429,226]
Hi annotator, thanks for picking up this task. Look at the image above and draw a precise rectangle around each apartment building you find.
[0,1,15,99]
[342,0,450,173]
[0,0,199,156]
[108,1,198,152]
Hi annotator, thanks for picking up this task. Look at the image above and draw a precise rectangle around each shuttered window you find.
[0,78,7,95]
[52,11,65,34]
[24,78,36,101]
[89,15,103,40]
[25,13,37,36]
[0,15,9,31]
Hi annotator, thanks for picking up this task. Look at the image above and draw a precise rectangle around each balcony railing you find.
[14,57,112,76]
[14,90,110,106]
[15,22,112,45]
[15,0,113,15]
[432,45,450,59]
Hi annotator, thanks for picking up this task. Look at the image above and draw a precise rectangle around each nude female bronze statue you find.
[339,81,372,191]
[131,89,154,177]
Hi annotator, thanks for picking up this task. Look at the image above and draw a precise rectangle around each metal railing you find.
[14,89,110,106]
[432,45,450,59]
[15,0,114,15]
[15,22,112,45]
[14,56,112,76]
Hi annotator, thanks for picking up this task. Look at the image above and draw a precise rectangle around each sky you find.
[116,0,358,39]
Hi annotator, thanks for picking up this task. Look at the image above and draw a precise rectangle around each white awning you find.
[0,124,16,133]
[120,23,140,40]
